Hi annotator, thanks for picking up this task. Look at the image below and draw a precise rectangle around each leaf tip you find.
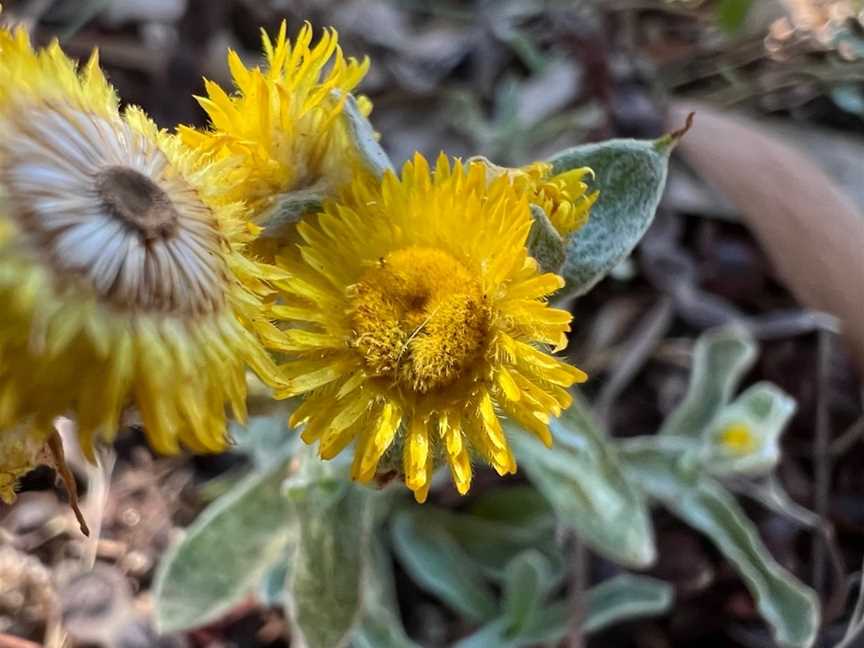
[656,112,695,154]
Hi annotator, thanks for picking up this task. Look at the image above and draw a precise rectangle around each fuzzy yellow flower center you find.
[718,422,759,456]
[348,247,490,393]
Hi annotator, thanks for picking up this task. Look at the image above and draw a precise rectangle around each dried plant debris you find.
[0,545,57,640]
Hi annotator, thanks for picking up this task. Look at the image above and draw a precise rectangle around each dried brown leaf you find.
[669,102,864,374]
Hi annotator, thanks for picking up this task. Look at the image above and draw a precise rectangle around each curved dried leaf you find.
[670,102,864,373]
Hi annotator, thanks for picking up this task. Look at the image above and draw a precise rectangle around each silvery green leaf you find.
[547,128,685,300]
[257,186,325,241]
[390,508,497,622]
[154,458,296,633]
[285,482,374,648]
[660,325,757,438]
[259,561,290,608]
[507,395,656,568]
[339,92,393,178]
[621,446,819,648]
[505,574,672,642]
[503,550,553,637]
[731,476,820,529]
[452,619,517,648]
[454,574,673,648]
[527,204,566,274]
[429,506,562,582]
[583,574,674,634]
[353,535,420,648]
[702,382,796,476]
[229,413,298,469]
[286,437,355,489]
[468,485,555,537]
[354,614,420,648]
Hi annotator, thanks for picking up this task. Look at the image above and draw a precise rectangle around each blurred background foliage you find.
[1,1,864,647]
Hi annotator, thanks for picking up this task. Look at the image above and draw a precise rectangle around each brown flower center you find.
[0,103,228,316]
[95,166,179,242]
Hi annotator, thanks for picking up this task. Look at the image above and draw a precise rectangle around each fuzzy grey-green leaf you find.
[424,506,562,582]
[353,536,420,648]
[583,574,674,634]
[257,186,325,241]
[503,550,551,637]
[285,482,373,648]
[506,394,656,568]
[547,138,672,299]
[468,486,555,537]
[391,508,498,622]
[454,574,674,648]
[660,325,757,438]
[527,204,566,274]
[153,458,296,633]
[622,445,819,648]
[340,93,393,178]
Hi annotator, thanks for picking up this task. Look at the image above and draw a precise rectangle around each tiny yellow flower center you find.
[717,422,759,456]
[348,246,490,394]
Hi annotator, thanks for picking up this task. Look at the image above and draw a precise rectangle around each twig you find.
[47,430,90,537]
[830,416,864,458]
[836,622,864,648]
[561,531,588,648]
[837,561,864,648]
[812,330,832,597]
[593,297,673,426]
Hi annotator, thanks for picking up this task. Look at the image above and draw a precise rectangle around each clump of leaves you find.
[155,325,819,647]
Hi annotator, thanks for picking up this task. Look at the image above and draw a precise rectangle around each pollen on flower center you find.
[348,246,490,393]
[95,166,179,241]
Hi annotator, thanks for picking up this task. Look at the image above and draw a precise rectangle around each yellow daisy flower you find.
[0,28,286,458]
[481,160,598,238]
[179,21,370,217]
[275,153,587,502]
